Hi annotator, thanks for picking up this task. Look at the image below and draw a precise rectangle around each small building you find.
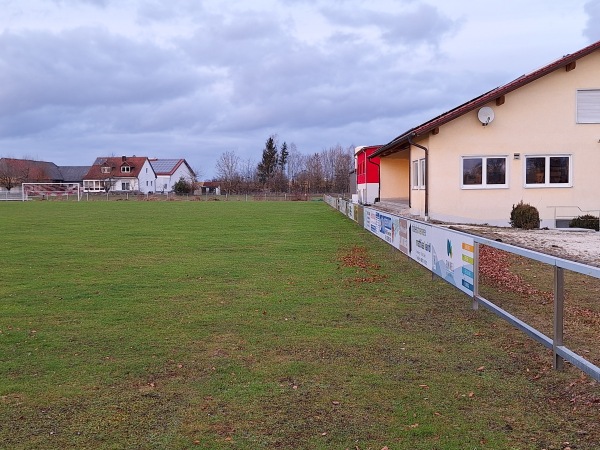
[0,158,64,193]
[372,39,600,228]
[354,145,382,205]
[149,159,195,193]
[82,156,157,194]
[58,166,91,185]
[196,181,221,195]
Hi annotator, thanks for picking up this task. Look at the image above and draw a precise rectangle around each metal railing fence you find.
[325,195,600,381]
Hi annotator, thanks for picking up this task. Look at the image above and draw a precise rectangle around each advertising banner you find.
[408,221,433,269]
[347,203,356,221]
[430,228,475,295]
[398,218,409,255]
[377,211,401,248]
[364,207,377,233]
[364,208,402,249]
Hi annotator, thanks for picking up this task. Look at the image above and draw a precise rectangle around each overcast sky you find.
[1,0,600,178]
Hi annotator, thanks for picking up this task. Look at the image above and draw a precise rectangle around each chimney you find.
[122,156,126,162]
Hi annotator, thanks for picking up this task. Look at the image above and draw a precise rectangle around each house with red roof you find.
[82,156,157,194]
[372,39,600,228]
[0,158,89,195]
[148,158,195,193]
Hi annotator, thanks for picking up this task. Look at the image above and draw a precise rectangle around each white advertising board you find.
[430,227,475,295]
[408,221,433,269]
[347,202,356,221]
[364,208,402,249]
[364,207,377,233]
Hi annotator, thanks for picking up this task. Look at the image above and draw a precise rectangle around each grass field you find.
[1,201,599,449]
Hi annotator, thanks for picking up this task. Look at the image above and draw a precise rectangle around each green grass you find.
[0,201,598,449]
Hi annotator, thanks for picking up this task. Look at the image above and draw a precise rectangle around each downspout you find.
[359,147,367,205]
[370,158,381,203]
[408,134,429,220]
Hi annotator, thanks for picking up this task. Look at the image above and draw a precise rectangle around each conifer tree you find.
[279,141,289,171]
[257,135,279,185]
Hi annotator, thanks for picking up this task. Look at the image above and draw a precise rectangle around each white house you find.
[148,159,195,193]
[82,156,157,194]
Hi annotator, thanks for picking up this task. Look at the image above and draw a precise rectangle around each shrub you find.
[173,177,193,194]
[510,201,540,229]
[569,214,599,231]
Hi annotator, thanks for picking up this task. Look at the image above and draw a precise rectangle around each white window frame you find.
[524,155,572,188]
[121,182,130,191]
[412,158,426,190]
[461,156,508,189]
[101,166,111,174]
[576,89,600,124]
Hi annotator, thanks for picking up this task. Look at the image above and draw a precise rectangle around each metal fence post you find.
[553,265,565,371]
[472,242,480,310]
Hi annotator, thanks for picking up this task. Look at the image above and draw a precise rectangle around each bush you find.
[510,201,540,229]
[569,214,599,231]
[173,177,193,195]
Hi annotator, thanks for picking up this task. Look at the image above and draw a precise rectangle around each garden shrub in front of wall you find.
[569,214,599,231]
[510,201,540,230]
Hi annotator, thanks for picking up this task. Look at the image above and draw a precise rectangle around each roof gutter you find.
[408,134,428,220]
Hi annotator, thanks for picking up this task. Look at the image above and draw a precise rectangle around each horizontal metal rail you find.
[323,195,600,381]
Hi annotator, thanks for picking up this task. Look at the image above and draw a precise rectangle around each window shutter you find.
[577,90,600,123]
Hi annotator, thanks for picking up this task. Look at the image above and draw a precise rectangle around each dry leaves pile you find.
[338,246,387,284]
[478,245,553,302]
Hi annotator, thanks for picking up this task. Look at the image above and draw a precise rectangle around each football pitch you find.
[1,201,598,449]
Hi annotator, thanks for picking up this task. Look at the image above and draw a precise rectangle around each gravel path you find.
[449,225,600,268]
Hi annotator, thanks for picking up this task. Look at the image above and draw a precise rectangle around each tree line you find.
[215,136,354,194]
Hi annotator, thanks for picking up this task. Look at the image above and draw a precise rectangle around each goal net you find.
[22,183,81,201]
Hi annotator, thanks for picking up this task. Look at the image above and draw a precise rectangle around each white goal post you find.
[22,183,81,201]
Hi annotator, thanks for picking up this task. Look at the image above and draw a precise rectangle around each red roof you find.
[372,39,600,158]
[83,156,150,180]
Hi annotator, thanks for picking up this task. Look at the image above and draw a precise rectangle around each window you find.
[462,156,507,189]
[525,155,571,187]
[412,158,425,189]
[101,166,111,174]
[121,182,130,191]
[121,165,131,173]
[577,89,600,123]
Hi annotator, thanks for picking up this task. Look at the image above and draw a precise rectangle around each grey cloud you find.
[320,2,460,47]
[177,5,479,139]
[136,0,206,24]
[51,0,110,6]
[584,0,600,41]
[0,28,213,137]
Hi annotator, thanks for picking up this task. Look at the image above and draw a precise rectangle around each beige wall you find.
[379,152,410,200]
[416,50,600,227]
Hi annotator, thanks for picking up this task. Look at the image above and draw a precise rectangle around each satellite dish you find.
[478,107,495,126]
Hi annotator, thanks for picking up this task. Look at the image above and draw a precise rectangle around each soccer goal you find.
[22,183,81,201]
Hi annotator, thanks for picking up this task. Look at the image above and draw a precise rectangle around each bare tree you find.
[305,152,325,193]
[286,143,305,192]
[0,158,30,191]
[215,150,242,194]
